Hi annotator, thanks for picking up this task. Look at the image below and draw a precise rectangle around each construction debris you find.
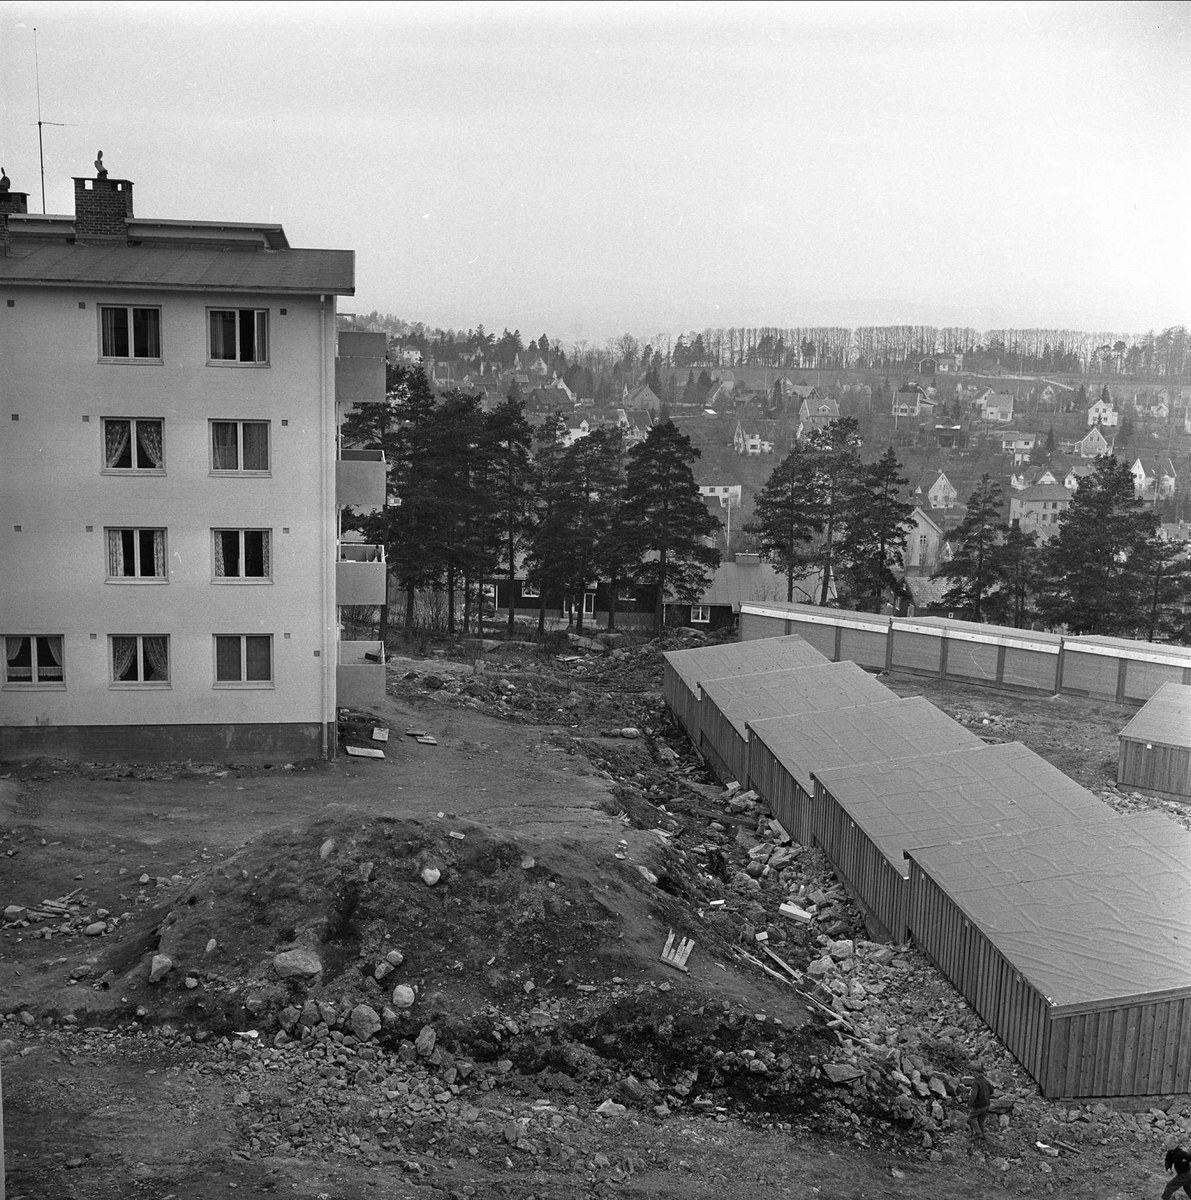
[660,929,694,973]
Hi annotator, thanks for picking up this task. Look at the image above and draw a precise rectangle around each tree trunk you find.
[405,584,416,639]
[447,566,456,636]
[607,576,618,632]
[654,554,667,636]
[786,568,794,602]
[506,512,517,635]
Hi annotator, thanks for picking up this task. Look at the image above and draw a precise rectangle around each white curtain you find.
[260,531,271,576]
[111,637,137,681]
[152,530,166,577]
[107,529,124,577]
[213,531,226,576]
[212,423,237,470]
[136,421,163,468]
[5,636,30,680]
[41,636,63,679]
[143,636,168,681]
[105,420,130,468]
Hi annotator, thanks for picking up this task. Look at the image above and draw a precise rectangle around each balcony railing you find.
[337,449,387,512]
[336,543,387,606]
[336,639,386,709]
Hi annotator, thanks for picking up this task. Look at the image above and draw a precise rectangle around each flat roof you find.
[906,813,1191,1010]
[664,635,826,695]
[813,742,1112,877]
[746,696,983,795]
[1119,681,1191,748]
[1073,635,1191,667]
[704,661,893,737]
[0,241,355,295]
[903,615,1064,649]
[740,601,890,633]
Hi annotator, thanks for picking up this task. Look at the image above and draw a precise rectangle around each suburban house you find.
[0,165,386,761]
[1075,426,1114,458]
[1009,484,1073,536]
[669,553,825,630]
[914,469,959,509]
[998,431,1037,464]
[527,354,549,376]
[733,420,775,455]
[396,347,423,365]
[933,424,964,450]
[1131,457,1177,501]
[796,396,841,439]
[1087,397,1119,427]
[1011,464,1060,491]
[562,417,592,447]
[1133,393,1170,421]
[1063,464,1096,492]
[617,408,653,445]
[977,391,1015,423]
[902,506,948,574]
[892,384,935,418]
[699,484,743,508]
[623,381,662,412]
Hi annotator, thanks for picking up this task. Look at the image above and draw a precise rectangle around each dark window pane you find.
[122,529,137,576]
[210,310,237,360]
[215,636,241,682]
[218,531,241,577]
[36,636,64,681]
[101,307,129,357]
[243,531,265,577]
[241,423,269,471]
[244,636,271,681]
[132,308,160,358]
[239,309,255,362]
[133,420,164,468]
[212,422,238,470]
[138,530,157,577]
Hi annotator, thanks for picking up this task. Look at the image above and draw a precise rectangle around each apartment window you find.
[209,309,268,364]
[103,418,164,471]
[520,582,541,599]
[211,421,269,472]
[215,634,273,684]
[4,635,64,685]
[110,635,169,685]
[100,306,161,361]
[106,528,167,580]
[691,605,711,624]
[213,529,271,579]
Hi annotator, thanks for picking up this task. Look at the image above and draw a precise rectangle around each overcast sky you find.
[2,1,1188,341]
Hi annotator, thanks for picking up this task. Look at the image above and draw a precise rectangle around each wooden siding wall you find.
[1046,996,1191,1098]
[907,861,1052,1090]
[662,664,700,743]
[699,700,748,786]
[815,781,907,941]
[739,609,1191,706]
[746,737,815,845]
[1118,739,1191,799]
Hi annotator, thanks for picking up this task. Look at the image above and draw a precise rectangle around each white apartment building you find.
[0,167,387,761]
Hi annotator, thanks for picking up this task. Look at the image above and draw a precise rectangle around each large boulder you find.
[349,1004,381,1041]
[272,948,323,980]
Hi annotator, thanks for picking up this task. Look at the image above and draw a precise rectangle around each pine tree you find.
[623,421,721,634]
[802,418,864,606]
[486,397,535,634]
[1132,532,1191,643]
[1038,455,1157,635]
[748,444,820,601]
[934,475,1007,622]
[842,447,916,612]
[984,522,1041,628]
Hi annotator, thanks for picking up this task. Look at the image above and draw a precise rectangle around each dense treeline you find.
[343,312,1191,383]
[340,366,720,639]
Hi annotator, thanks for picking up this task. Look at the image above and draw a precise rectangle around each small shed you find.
[698,661,893,787]
[811,742,1113,942]
[661,635,826,744]
[1117,681,1191,799]
[906,813,1191,1098]
[745,696,982,848]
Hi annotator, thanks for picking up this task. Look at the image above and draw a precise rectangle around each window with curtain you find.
[100,306,161,360]
[214,635,272,684]
[213,530,270,579]
[102,419,164,470]
[211,421,269,472]
[4,635,64,684]
[106,529,167,579]
[209,309,268,363]
[110,635,169,684]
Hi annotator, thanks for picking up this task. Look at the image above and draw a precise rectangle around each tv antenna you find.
[32,27,71,214]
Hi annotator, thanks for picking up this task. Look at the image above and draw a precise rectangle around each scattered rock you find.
[349,1004,381,1041]
[272,949,323,980]
[420,867,441,887]
[148,954,173,983]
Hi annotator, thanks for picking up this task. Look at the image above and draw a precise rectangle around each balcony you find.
[336,639,386,709]
[337,449,387,512]
[336,331,387,409]
[336,543,387,606]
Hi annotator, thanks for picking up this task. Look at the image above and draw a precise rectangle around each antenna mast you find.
[33,27,66,215]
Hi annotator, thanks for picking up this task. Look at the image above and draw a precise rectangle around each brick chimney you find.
[73,174,134,240]
[0,172,28,254]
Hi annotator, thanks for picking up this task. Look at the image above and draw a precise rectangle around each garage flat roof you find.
[703,660,893,737]
[1119,681,1191,748]
[746,696,983,795]
[812,742,1113,877]
[664,635,826,696]
[906,813,1191,1010]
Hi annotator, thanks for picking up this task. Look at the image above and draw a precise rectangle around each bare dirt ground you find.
[1,636,1187,1200]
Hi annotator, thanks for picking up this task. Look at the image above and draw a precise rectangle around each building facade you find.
[1,169,386,761]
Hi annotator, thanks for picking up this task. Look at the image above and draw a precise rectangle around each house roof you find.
[906,812,1191,1010]
[1015,484,1072,502]
[910,505,945,535]
[0,239,354,294]
[704,661,893,738]
[1120,682,1191,748]
[915,470,952,493]
[663,635,827,696]
[748,696,983,797]
[813,741,1111,878]
[695,558,801,610]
